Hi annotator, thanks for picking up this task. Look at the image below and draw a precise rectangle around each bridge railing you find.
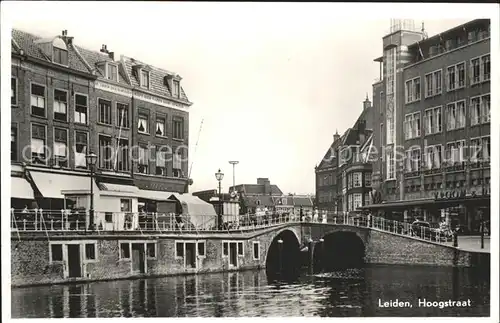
[344,214,454,244]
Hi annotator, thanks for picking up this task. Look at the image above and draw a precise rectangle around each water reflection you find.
[12,265,489,318]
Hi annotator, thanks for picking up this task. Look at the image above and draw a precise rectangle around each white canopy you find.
[169,193,217,230]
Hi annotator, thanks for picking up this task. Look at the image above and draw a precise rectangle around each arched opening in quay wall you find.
[318,231,366,271]
[265,229,301,282]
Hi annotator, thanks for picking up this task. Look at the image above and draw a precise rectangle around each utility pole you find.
[229,161,239,193]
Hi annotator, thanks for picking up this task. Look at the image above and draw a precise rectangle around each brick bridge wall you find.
[11,223,489,287]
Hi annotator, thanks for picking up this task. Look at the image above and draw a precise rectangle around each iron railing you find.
[10,209,454,245]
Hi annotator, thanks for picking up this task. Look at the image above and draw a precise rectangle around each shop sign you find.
[434,187,490,200]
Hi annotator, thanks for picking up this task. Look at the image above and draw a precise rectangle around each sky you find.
[1,2,486,195]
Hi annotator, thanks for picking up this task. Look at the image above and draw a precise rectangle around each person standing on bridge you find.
[313,208,319,222]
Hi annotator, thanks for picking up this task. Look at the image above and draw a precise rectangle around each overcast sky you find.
[3,2,490,195]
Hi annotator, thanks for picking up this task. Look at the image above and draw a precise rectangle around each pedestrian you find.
[313,208,319,222]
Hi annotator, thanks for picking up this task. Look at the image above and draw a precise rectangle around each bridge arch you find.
[265,229,301,281]
[317,230,366,271]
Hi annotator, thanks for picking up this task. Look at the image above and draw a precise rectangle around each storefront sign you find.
[434,187,490,200]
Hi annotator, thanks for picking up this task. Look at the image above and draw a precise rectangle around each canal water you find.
[11,265,489,317]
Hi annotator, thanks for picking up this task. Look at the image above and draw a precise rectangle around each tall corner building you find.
[367,19,490,233]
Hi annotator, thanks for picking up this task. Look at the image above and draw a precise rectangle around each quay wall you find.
[10,224,490,287]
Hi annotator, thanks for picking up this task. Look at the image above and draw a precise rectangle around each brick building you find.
[10,28,192,215]
[315,96,373,216]
[366,19,490,232]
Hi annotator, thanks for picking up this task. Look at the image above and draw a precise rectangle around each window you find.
[85,243,96,260]
[347,173,353,189]
[173,80,180,98]
[237,242,244,256]
[54,128,68,167]
[446,101,466,130]
[406,148,422,172]
[75,94,88,124]
[445,140,465,165]
[156,117,166,136]
[364,193,370,206]
[364,173,372,187]
[31,124,46,164]
[98,99,112,125]
[31,83,46,117]
[470,58,480,85]
[470,95,490,125]
[140,70,149,88]
[197,242,205,257]
[138,114,149,134]
[11,125,17,161]
[353,193,362,210]
[253,242,260,260]
[107,64,118,82]
[156,148,167,176]
[75,131,88,168]
[425,145,443,169]
[138,145,149,174]
[471,136,491,163]
[405,77,420,103]
[173,151,182,178]
[105,212,113,223]
[147,243,156,258]
[52,89,68,121]
[53,47,68,65]
[447,62,466,91]
[347,194,353,212]
[51,244,63,262]
[223,242,228,256]
[481,54,490,81]
[379,91,384,113]
[120,243,130,259]
[386,149,395,179]
[121,199,131,212]
[11,77,17,106]
[116,103,129,128]
[404,112,421,139]
[424,70,442,98]
[424,106,442,135]
[176,242,184,257]
[353,172,362,187]
[173,117,184,139]
[116,138,130,172]
[98,135,112,170]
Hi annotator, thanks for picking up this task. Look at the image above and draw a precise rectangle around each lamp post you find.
[85,152,98,231]
[215,169,224,230]
[228,161,239,193]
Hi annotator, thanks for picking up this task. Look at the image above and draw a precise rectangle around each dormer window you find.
[140,70,150,88]
[107,64,118,82]
[53,47,68,65]
[173,80,180,98]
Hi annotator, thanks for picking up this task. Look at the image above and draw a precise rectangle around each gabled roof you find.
[233,184,283,196]
[244,195,275,207]
[317,135,344,170]
[121,55,190,103]
[12,29,93,74]
[292,196,314,207]
[76,46,129,84]
[272,195,292,206]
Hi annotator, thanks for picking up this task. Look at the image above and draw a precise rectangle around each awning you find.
[169,193,217,229]
[361,196,490,210]
[30,171,99,199]
[137,189,175,201]
[99,183,139,197]
[11,177,35,200]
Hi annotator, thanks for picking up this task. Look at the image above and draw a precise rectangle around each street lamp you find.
[85,152,98,231]
[215,169,224,230]
[228,161,239,193]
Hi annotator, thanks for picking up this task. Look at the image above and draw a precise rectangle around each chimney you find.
[100,44,108,54]
[363,93,371,110]
[108,52,115,60]
[333,129,340,142]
